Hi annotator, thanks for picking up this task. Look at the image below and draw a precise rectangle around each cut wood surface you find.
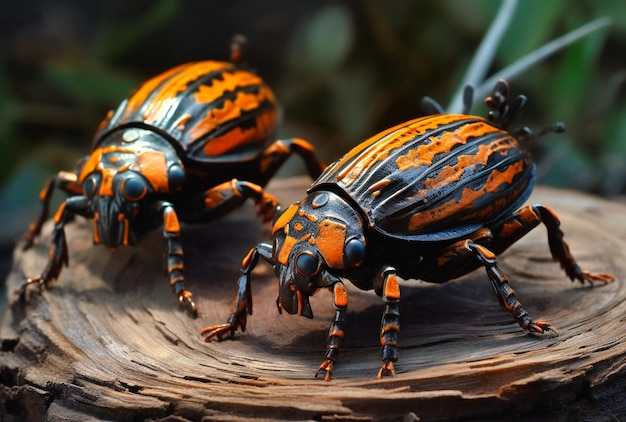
[1,177,626,421]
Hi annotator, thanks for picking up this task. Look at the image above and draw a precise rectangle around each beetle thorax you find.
[272,191,367,273]
[271,190,367,316]
[79,128,186,248]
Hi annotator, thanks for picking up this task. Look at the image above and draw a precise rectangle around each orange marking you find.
[38,183,52,201]
[241,248,255,268]
[167,263,185,273]
[53,202,67,225]
[316,219,347,268]
[169,275,185,286]
[130,61,232,124]
[272,204,299,235]
[333,283,348,308]
[395,121,505,171]
[173,113,192,131]
[79,145,137,183]
[193,70,266,104]
[421,136,515,191]
[190,81,276,149]
[436,248,456,267]
[136,150,170,192]
[99,168,116,197]
[291,138,315,152]
[335,115,470,185]
[369,178,391,197]
[329,327,345,338]
[79,149,103,182]
[408,160,528,231]
[297,291,304,316]
[298,209,318,222]
[498,219,524,239]
[472,243,496,260]
[125,64,189,117]
[518,206,540,224]
[300,233,314,244]
[260,140,289,174]
[197,108,277,157]
[93,213,101,244]
[293,222,304,231]
[368,179,391,192]
[384,274,400,300]
[119,216,130,246]
[458,179,528,223]
[277,235,297,266]
[204,191,225,209]
[164,208,181,234]
[198,85,275,126]
[380,325,400,345]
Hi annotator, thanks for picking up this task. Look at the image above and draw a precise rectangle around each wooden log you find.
[1,177,625,421]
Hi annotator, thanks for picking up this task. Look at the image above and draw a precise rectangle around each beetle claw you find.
[19,276,46,302]
[578,270,615,285]
[178,290,198,317]
[316,359,334,382]
[528,321,559,337]
[202,311,248,341]
[201,323,237,341]
[377,361,395,379]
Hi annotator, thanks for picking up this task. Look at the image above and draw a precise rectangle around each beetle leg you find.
[316,281,349,382]
[23,170,82,250]
[467,241,558,336]
[533,206,615,284]
[259,138,326,181]
[489,205,615,285]
[196,179,280,224]
[22,201,73,299]
[375,266,400,379]
[160,203,197,316]
[202,243,273,341]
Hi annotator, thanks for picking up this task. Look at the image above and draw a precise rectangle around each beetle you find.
[201,80,615,380]
[21,35,325,314]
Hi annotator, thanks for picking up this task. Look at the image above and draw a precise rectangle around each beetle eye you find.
[295,252,319,277]
[345,238,366,266]
[168,164,186,191]
[83,175,99,199]
[121,176,148,201]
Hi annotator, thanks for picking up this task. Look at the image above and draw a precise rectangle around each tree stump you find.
[1,177,625,421]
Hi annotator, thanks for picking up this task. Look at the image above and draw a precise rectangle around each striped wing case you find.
[93,61,278,163]
[312,114,535,241]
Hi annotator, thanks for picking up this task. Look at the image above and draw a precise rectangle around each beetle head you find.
[79,128,186,248]
[82,169,152,248]
[271,190,366,318]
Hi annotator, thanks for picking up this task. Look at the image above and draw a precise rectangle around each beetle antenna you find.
[462,85,474,115]
[230,34,248,68]
[421,96,445,115]
[485,79,531,130]
[513,122,566,144]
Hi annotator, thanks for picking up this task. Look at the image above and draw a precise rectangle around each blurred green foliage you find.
[0,0,624,241]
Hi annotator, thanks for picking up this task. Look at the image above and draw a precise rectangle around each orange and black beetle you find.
[202,80,614,380]
[22,36,324,314]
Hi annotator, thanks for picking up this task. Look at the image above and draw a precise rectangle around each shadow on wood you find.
[2,177,626,421]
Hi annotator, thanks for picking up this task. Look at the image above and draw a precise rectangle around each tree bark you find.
[1,177,625,422]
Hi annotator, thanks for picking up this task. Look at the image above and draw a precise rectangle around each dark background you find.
[0,0,624,258]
